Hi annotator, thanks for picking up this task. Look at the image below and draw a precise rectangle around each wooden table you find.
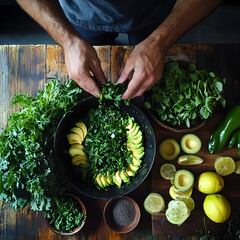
[0,44,240,240]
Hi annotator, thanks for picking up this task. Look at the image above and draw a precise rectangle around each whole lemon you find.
[203,194,231,223]
[197,172,224,194]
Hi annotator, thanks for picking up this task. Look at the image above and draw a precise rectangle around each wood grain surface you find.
[0,44,240,240]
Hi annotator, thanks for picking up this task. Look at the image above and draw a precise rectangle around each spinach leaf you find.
[145,61,227,127]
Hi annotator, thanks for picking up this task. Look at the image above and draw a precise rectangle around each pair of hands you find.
[63,36,166,100]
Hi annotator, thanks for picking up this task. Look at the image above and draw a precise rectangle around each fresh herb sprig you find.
[99,81,129,107]
[145,61,227,128]
[46,195,86,233]
[0,80,82,211]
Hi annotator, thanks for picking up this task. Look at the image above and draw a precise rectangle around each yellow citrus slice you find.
[214,156,236,176]
[169,185,193,199]
[144,193,165,214]
[234,160,240,174]
[160,163,176,180]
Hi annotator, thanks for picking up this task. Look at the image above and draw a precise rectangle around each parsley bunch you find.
[145,61,227,128]
[82,104,132,184]
[46,195,86,233]
[0,80,82,211]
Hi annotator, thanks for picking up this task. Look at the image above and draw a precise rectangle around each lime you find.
[144,193,165,214]
[160,163,176,180]
[234,160,240,174]
[203,194,231,223]
[165,200,190,226]
[181,197,195,212]
[214,156,235,176]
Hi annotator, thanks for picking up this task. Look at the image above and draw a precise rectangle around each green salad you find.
[145,61,227,128]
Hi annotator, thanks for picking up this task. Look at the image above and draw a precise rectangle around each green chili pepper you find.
[208,105,240,153]
[228,128,240,148]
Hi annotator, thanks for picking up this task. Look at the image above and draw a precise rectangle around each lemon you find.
[169,185,193,199]
[203,194,231,223]
[214,156,235,176]
[144,193,165,214]
[181,197,195,211]
[160,163,176,180]
[197,172,224,194]
[234,160,240,174]
[165,200,190,225]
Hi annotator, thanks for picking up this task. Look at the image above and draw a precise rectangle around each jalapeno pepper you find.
[208,105,240,153]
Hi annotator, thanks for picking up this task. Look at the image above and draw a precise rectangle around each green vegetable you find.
[145,61,226,128]
[238,131,240,155]
[45,195,86,233]
[208,105,240,153]
[0,80,82,211]
[99,81,129,107]
[228,128,240,148]
[81,104,132,187]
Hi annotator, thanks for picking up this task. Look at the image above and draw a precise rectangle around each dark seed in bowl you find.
[112,199,136,226]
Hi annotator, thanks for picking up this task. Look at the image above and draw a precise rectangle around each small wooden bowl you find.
[148,110,207,133]
[103,196,140,234]
[47,194,87,236]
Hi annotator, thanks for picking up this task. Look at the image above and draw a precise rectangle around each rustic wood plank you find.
[111,45,134,83]
[46,45,69,84]
[94,46,111,81]
[0,45,10,130]
[166,44,197,63]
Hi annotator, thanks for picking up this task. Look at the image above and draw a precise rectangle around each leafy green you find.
[45,195,86,233]
[81,104,132,186]
[99,81,129,107]
[145,61,227,128]
[0,79,82,211]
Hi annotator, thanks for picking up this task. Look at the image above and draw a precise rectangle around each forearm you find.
[16,0,81,47]
[150,0,223,50]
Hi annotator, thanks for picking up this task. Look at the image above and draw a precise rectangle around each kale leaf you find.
[0,79,82,211]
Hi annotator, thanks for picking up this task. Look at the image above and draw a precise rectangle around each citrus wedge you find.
[214,156,235,176]
[234,160,240,174]
[144,193,165,214]
[160,163,176,180]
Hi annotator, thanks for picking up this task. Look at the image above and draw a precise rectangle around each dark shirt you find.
[59,0,177,32]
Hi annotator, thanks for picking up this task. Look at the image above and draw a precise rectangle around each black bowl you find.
[54,97,156,199]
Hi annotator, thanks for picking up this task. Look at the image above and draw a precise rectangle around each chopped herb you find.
[46,195,86,233]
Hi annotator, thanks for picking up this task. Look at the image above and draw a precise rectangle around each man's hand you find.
[118,37,166,100]
[63,38,106,97]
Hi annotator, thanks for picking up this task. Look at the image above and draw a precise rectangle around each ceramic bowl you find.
[54,96,156,199]
[47,194,87,236]
[103,196,140,234]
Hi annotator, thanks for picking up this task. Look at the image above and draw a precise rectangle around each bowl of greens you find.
[144,61,227,133]
[54,96,156,199]
[45,193,87,235]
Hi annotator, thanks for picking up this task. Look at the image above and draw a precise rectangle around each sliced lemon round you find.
[169,185,193,199]
[160,163,176,180]
[181,197,195,212]
[165,200,190,226]
[214,156,236,176]
[234,160,240,174]
[144,193,165,214]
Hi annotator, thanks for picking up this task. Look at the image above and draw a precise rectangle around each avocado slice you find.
[131,156,142,166]
[173,169,194,192]
[106,172,114,185]
[113,171,122,188]
[129,163,139,172]
[127,140,143,150]
[101,175,109,188]
[130,135,143,145]
[127,123,137,134]
[181,133,202,154]
[95,174,104,189]
[120,171,130,183]
[129,125,140,137]
[132,150,145,160]
[126,168,136,177]
[128,130,142,140]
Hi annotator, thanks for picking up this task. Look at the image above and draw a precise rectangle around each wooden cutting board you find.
[150,112,240,236]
